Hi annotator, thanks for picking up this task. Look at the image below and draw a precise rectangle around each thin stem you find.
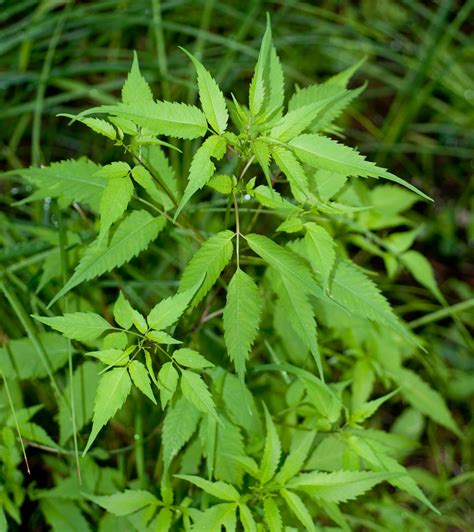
[1,369,30,474]
[56,203,81,483]
[233,192,240,269]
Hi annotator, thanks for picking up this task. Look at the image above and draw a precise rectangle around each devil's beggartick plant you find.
[2,19,460,530]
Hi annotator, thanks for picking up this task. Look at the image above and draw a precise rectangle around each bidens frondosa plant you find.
[7,19,461,531]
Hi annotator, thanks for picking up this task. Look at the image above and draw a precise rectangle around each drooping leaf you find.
[175,475,240,502]
[162,396,200,468]
[290,134,430,199]
[61,115,116,140]
[180,369,218,420]
[34,312,111,343]
[121,51,154,104]
[40,499,91,532]
[51,210,166,304]
[223,268,262,379]
[179,230,234,306]
[129,360,156,404]
[260,405,281,484]
[182,48,228,134]
[84,367,132,454]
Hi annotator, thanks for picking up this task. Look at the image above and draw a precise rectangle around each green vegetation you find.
[1,2,473,530]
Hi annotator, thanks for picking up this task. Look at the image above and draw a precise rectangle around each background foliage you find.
[0,0,473,530]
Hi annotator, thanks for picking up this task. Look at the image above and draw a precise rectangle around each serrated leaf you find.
[245,233,318,295]
[271,94,346,142]
[129,360,156,404]
[290,134,430,199]
[276,431,315,484]
[113,292,135,330]
[85,348,129,366]
[273,273,322,378]
[175,135,226,218]
[61,114,116,140]
[99,176,134,236]
[249,18,284,119]
[260,405,281,484]
[162,396,200,468]
[122,51,154,104]
[328,259,408,338]
[175,474,239,501]
[87,490,158,516]
[147,330,182,344]
[347,434,439,513]
[50,210,165,304]
[180,370,218,420]
[223,268,262,379]
[351,389,399,424]
[95,162,131,180]
[182,48,228,134]
[173,348,214,369]
[214,418,245,486]
[393,368,461,436]
[263,497,282,532]
[287,470,396,502]
[239,504,257,532]
[148,283,198,331]
[82,101,207,139]
[252,138,272,187]
[157,362,178,408]
[401,250,442,301]
[179,230,234,306]
[304,222,336,290]
[191,503,238,532]
[34,312,110,343]
[14,158,104,209]
[280,488,315,531]
[312,169,348,202]
[271,144,310,202]
[84,367,132,454]
[253,185,298,213]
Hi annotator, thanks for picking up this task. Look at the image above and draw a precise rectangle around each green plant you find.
[1,16,467,531]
